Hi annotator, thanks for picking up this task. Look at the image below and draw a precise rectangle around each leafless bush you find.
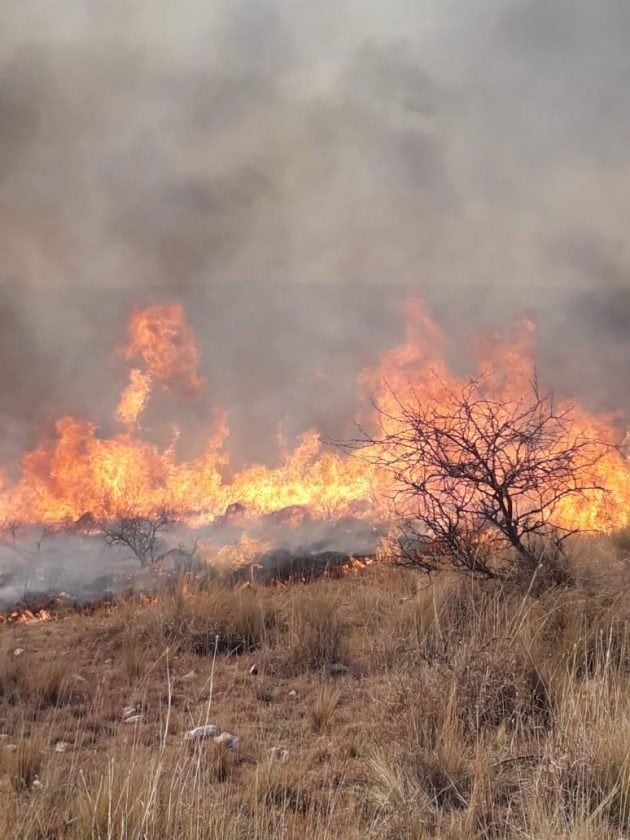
[97,504,175,566]
[356,376,609,581]
[0,519,21,548]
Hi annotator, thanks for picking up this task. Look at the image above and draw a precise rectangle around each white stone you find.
[54,741,71,753]
[184,724,220,742]
[122,703,142,719]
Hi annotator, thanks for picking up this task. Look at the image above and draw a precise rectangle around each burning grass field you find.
[0,303,627,837]
[0,536,628,839]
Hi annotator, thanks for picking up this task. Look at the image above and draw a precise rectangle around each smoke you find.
[0,515,383,609]
[1,0,629,465]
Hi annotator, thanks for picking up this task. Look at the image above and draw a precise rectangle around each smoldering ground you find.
[0,513,384,609]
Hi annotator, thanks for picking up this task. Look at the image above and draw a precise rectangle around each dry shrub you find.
[396,575,500,664]
[367,748,421,812]
[160,582,271,655]
[27,659,70,708]
[540,591,628,678]
[310,684,340,732]
[231,589,268,650]
[543,678,630,833]
[2,739,43,791]
[253,760,312,816]
[610,527,630,554]
[451,642,550,734]
[365,720,474,829]
[352,583,393,631]
[0,642,22,704]
[122,634,149,681]
[287,584,345,671]
[71,757,152,839]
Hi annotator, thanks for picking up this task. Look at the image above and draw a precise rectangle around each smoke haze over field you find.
[1,0,629,465]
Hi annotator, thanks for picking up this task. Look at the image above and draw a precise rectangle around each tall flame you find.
[123,303,202,395]
[363,301,629,532]
[0,300,627,531]
[116,369,152,427]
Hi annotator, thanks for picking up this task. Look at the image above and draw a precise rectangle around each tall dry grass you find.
[0,535,627,838]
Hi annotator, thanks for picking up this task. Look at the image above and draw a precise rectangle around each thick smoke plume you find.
[1,1,629,606]
[1,1,629,466]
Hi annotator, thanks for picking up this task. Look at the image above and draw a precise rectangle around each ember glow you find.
[0,301,627,532]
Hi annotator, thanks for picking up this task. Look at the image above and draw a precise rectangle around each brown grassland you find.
[0,535,628,839]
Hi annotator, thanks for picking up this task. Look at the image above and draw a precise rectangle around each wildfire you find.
[116,369,152,427]
[123,303,202,396]
[0,608,52,625]
[0,300,626,533]
[363,301,629,532]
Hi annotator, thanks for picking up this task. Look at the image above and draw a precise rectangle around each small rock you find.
[53,741,71,753]
[13,648,24,657]
[329,662,349,677]
[104,658,113,665]
[249,663,259,676]
[288,689,297,699]
[184,724,220,742]
[122,714,143,725]
[268,747,289,762]
[181,670,197,681]
[122,701,143,719]
[31,778,43,791]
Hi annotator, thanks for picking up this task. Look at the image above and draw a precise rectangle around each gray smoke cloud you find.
[1,0,629,468]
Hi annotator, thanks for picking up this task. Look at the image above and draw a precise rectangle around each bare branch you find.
[353,377,609,581]
[96,504,175,566]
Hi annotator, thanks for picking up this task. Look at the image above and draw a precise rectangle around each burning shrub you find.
[358,375,610,583]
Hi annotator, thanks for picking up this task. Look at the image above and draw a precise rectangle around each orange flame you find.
[123,303,202,395]
[0,300,626,532]
[362,300,629,532]
[116,369,152,427]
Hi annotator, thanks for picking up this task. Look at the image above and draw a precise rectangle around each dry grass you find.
[287,584,346,671]
[0,535,627,838]
[310,684,340,733]
[2,737,43,792]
